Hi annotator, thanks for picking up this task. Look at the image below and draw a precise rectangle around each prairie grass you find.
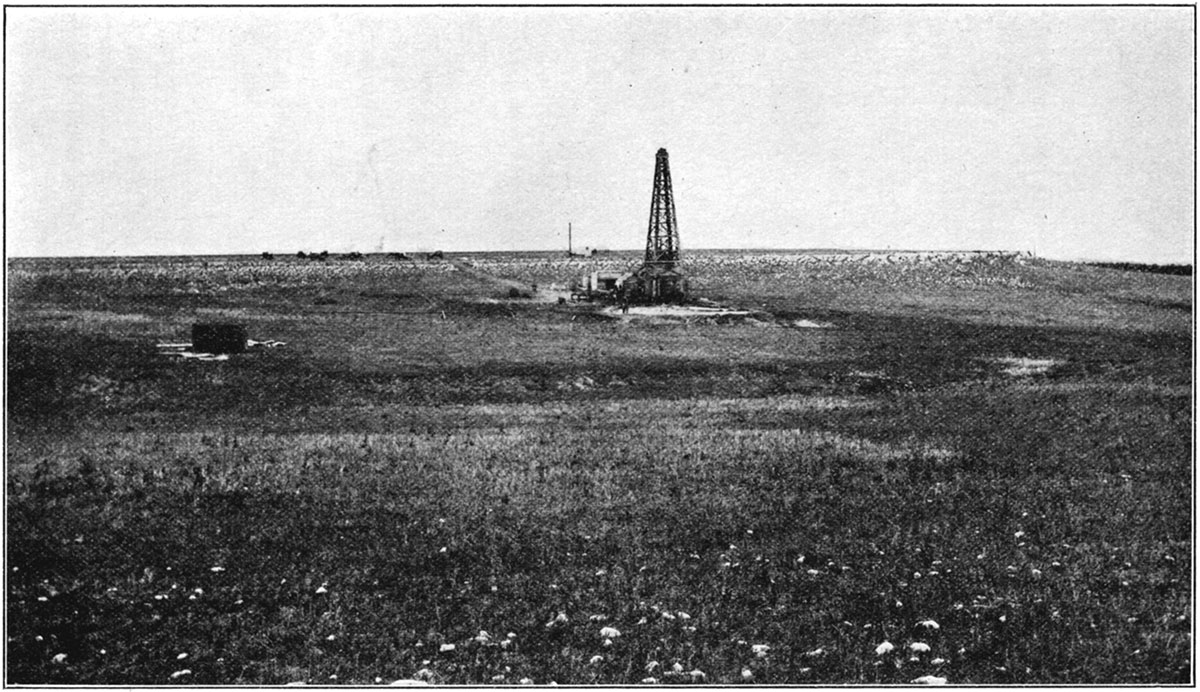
[6,251,1191,684]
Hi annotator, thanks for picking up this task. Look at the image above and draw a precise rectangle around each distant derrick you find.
[568,147,687,304]
[645,148,681,269]
[629,148,686,303]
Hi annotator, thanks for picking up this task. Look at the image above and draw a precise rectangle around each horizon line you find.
[6,248,1193,265]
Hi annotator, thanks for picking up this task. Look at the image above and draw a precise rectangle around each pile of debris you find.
[157,339,286,362]
[158,323,286,362]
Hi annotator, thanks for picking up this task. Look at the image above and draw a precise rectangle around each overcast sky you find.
[5,7,1194,262]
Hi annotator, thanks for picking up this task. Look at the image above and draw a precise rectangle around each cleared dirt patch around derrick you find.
[603,305,752,318]
[993,357,1062,377]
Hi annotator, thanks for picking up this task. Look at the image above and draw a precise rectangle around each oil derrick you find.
[630,148,686,303]
[645,148,680,268]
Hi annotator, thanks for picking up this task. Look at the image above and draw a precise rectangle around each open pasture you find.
[5,250,1192,684]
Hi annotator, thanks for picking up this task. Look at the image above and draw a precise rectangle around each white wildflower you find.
[931,657,946,665]
[315,585,328,594]
[741,668,754,680]
[917,619,940,630]
[912,675,948,685]
[389,680,429,686]
[176,652,188,660]
[689,669,705,681]
[51,653,67,664]
[519,678,533,685]
[210,566,225,572]
[170,669,192,679]
[672,662,683,673]
[804,647,826,657]
[599,626,621,639]
[752,643,770,657]
[875,641,895,655]
[438,643,455,653]
[640,678,657,684]
[590,655,604,665]
[910,642,931,653]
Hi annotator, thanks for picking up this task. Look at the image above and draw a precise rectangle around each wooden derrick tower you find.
[645,148,681,268]
[630,148,686,303]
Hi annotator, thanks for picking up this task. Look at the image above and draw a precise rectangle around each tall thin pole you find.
[568,222,572,255]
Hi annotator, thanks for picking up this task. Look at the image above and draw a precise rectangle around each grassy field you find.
[5,250,1192,684]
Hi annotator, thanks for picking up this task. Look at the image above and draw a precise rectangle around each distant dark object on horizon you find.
[261,251,274,260]
[428,251,445,260]
[389,252,410,260]
[1089,262,1192,276]
[345,251,364,260]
